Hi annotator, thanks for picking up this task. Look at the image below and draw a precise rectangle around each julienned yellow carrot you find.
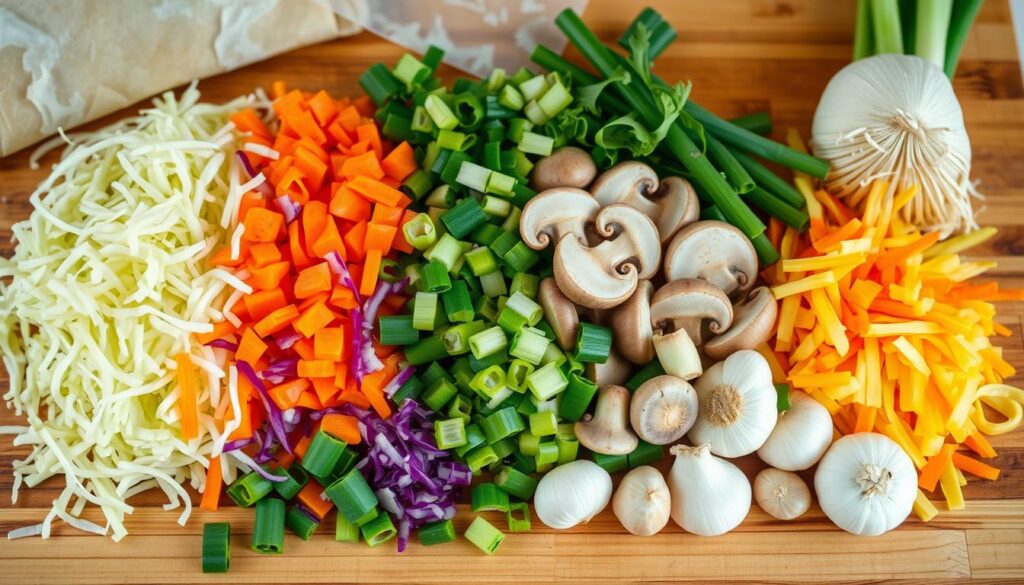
[767,176,1024,520]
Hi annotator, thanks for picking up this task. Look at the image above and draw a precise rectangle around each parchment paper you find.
[0,0,362,157]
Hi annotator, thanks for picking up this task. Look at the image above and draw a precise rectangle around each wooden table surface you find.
[2,1,1023,583]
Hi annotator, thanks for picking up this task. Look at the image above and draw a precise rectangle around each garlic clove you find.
[757,391,833,471]
[754,467,811,521]
[668,444,750,536]
[689,350,777,457]
[613,466,671,536]
[534,460,613,530]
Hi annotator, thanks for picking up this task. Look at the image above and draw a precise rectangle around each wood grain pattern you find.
[1,0,1023,583]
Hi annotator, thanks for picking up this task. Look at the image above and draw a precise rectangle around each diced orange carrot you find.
[330,184,373,222]
[249,242,283,268]
[268,378,310,410]
[238,192,268,224]
[248,261,291,291]
[253,305,300,337]
[371,204,404,227]
[298,359,336,378]
[242,207,284,243]
[294,262,332,300]
[364,222,398,253]
[296,389,322,410]
[208,245,248,268]
[296,481,333,520]
[340,150,384,179]
[346,175,404,207]
[231,108,272,141]
[320,414,361,444]
[243,289,287,323]
[380,141,417,181]
[343,220,369,261]
[289,220,312,269]
[314,327,345,361]
[294,301,335,338]
[196,320,237,345]
[294,147,329,190]
[302,201,329,257]
[312,217,345,258]
[236,327,269,365]
[311,377,340,405]
[329,286,358,311]
[336,106,362,133]
[307,90,339,127]
[357,123,383,158]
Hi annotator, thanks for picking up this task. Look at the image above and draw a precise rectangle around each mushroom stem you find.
[653,328,702,380]
[574,385,638,455]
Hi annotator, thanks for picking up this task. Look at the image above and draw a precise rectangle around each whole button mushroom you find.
[530,147,598,192]
[591,162,700,243]
[552,204,661,310]
[630,375,699,445]
[574,385,639,455]
[664,221,759,299]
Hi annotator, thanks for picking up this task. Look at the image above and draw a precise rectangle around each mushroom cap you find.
[530,147,598,192]
[553,204,661,309]
[630,375,699,445]
[650,278,734,346]
[574,385,639,455]
[591,162,699,243]
[663,220,758,298]
[538,277,580,352]
[519,187,601,250]
[704,286,779,360]
[609,280,655,365]
[585,349,632,387]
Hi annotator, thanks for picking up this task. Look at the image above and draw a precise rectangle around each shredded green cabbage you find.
[0,84,271,541]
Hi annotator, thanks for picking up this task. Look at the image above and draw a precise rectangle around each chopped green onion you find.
[485,171,518,197]
[494,466,538,500]
[360,64,403,106]
[499,84,525,110]
[742,187,809,231]
[511,326,551,365]
[592,452,629,474]
[201,522,231,573]
[471,482,511,512]
[775,382,792,411]
[731,151,806,210]
[442,320,486,355]
[437,128,470,151]
[425,233,464,271]
[537,82,573,117]
[425,184,455,209]
[465,444,500,472]
[273,465,309,501]
[506,359,535,392]
[226,470,273,508]
[527,361,568,400]
[424,94,458,130]
[556,425,580,463]
[452,92,484,128]
[360,511,397,547]
[465,247,499,277]
[393,374,425,403]
[441,197,488,239]
[285,505,320,540]
[422,377,459,412]
[541,342,566,367]
[506,117,533,144]
[335,513,360,543]
[420,260,452,293]
[418,519,457,546]
[506,502,532,533]
[535,441,559,466]
[524,100,548,125]
[403,213,438,251]
[412,292,439,331]
[422,361,451,385]
[435,417,468,449]
[481,195,512,217]
[468,326,508,359]
[627,440,664,469]
[575,322,613,363]
[944,0,983,78]
[251,498,286,555]
[518,431,541,456]
[325,469,379,524]
[485,386,516,411]
[378,315,419,346]
[480,406,526,443]
[448,394,474,423]
[455,161,492,192]
[441,280,475,323]
[517,131,555,156]
[503,242,540,272]
[487,67,507,91]
[529,410,559,437]
[411,105,435,133]
[559,372,598,422]
[392,53,429,87]
[510,272,540,298]
[404,334,450,365]
[454,423,488,458]
[465,516,505,555]
[625,359,665,391]
[518,74,550,101]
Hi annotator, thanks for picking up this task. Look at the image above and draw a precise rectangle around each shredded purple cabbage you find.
[237,360,292,454]
[275,195,301,224]
[383,366,416,398]
[222,437,253,453]
[271,329,302,351]
[348,399,469,552]
[231,448,288,483]
[207,338,239,351]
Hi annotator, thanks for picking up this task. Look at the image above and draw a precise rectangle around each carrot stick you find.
[175,353,199,440]
[952,452,1000,481]
[918,443,957,491]
[200,456,223,511]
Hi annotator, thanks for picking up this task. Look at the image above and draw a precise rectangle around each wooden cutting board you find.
[1,1,1022,582]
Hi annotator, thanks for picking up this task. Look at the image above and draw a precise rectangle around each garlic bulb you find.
[814,433,916,536]
[812,54,975,236]
[613,466,671,536]
[689,350,778,457]
[534,460,613,529]
[757,390,833,471]
[754,468,811,521]
[668,444,750,536]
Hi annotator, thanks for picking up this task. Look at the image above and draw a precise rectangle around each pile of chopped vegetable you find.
[0,84,267,540]
[765,175,1024,519]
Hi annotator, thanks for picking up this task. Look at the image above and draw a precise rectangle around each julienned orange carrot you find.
[769,173,1024,519]
[200,456,223,511]
[175,353,199,441]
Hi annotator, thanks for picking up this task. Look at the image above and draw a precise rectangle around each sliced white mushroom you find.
[553,204,661,309]
[591,162,699,242]
[538,277,580,352]
[663,220,758,298]
[608,280,655,365]
[704,286,779,359]
[519,187,601,250]
[649,279,734,348]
